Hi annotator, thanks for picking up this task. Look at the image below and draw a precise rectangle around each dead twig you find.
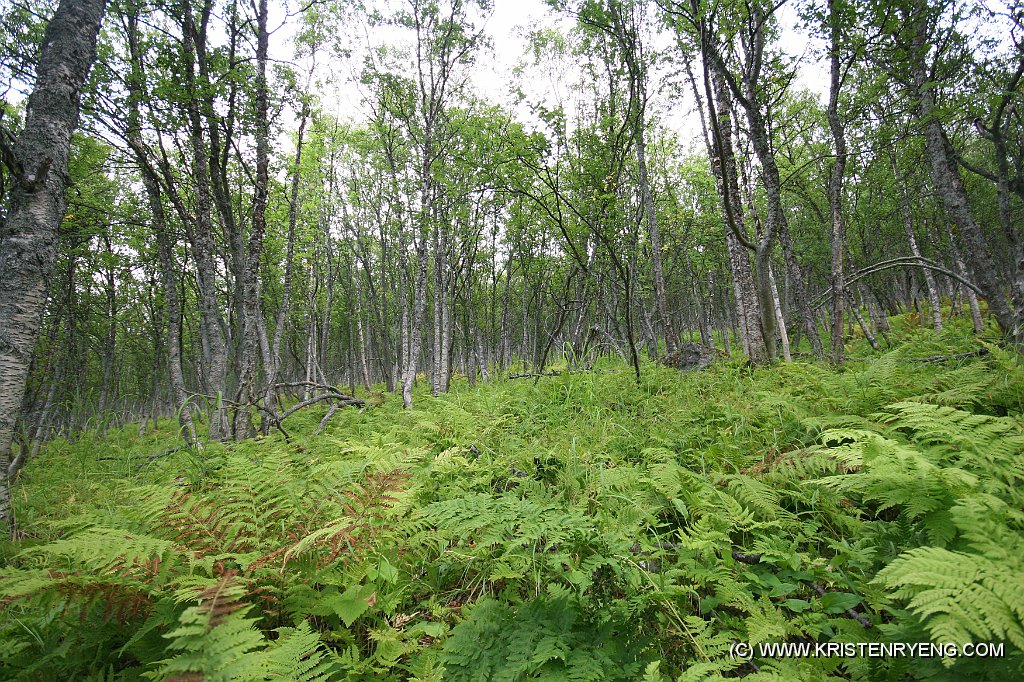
[147,445,187,462]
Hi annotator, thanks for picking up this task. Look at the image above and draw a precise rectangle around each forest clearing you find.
[1,0,1023,678]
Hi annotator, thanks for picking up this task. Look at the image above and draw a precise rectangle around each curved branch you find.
[812,256,983,309]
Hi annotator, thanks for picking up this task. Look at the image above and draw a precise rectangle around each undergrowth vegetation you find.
[2,319,1024,680]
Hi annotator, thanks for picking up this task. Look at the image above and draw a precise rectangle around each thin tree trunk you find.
[432,214,444,396]
[260,104,307,432]
[702,8,816,357]
[827,0,848,363]
[147,181,197,444]
[320,244,335,385]
[688,255,711,347]
[635,110,676,355]
[848,289,879,350]
[703,57,772,361]
[768,263,791,361]
[355,262,372,391]
[704,270,716,349]
[398,223,410,400]
[726,231,751,357]
[441,288,453,391]
[124,9,198,446]
[890,154,942,332]
[403,185,430,409]
[945,223,985,334]
[863,286,892,347]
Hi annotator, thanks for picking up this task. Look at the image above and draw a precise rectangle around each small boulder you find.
[662,342,718,371]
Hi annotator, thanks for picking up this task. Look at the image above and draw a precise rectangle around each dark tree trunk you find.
[180,1,229,439]
[698,35,774,362]
[233,0,270,439]
[906,6,1014,335]
[124,7,198,446]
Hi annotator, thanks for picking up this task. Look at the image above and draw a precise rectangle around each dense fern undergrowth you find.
[3,318,1024,681]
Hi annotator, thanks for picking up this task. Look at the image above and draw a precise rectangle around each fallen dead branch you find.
[278,393,364,422]
[316,403,341,435]
[910,348,989,363]
[508,371,561,379]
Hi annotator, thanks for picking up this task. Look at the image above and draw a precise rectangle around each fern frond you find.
[262,622,334,681]
[148,573,266,681]
[876,547,1024,648]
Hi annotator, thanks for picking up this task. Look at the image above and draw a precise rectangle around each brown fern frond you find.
[247,544,291,573]
[245,470,411,575]
[104,554,163,586]
[39,571,155,625]
[196,570,246,627]
[326,522,365,565]
[156,490,259,557]
[157,491,230,556]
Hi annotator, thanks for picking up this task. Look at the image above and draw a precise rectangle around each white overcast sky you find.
[267,0,830,156]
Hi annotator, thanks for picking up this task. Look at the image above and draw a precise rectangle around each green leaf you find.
[769,581,799,597]
[818,592,861,614]
[370,557,399,584]
[782,598,811,612]
[326,584,376,626]
[408,621,446,638]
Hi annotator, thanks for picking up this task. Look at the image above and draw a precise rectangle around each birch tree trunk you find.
[848,289,879,350]
[634,92,676,356]
[0,0,107,535]
[261,104,306,432]
[889,153,943,332]
[180,3,229,439]
[432,215,444,396]
[355,262,373,391]
[826,0,849,363]
[906,5,1014,335]
[124,8,198,447]
[700,4,818,357]
[688,56,758,359]
[232,0,270,439]
[768,264,791,362]
[945,223,985,334]
[700,49,773,362]
[403,161,431,409]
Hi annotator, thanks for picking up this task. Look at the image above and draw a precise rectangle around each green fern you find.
[876,546,1024,648]
[6,323,1023,680]
[440,593,651,681]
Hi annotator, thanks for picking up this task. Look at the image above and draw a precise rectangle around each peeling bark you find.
[0,0,107,535]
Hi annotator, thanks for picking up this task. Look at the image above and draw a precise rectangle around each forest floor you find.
[3,315,1024,681]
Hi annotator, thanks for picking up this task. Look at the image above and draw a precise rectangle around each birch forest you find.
[1,0,1023,679]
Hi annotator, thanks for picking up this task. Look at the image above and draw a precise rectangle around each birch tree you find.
[0,0,107,534]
